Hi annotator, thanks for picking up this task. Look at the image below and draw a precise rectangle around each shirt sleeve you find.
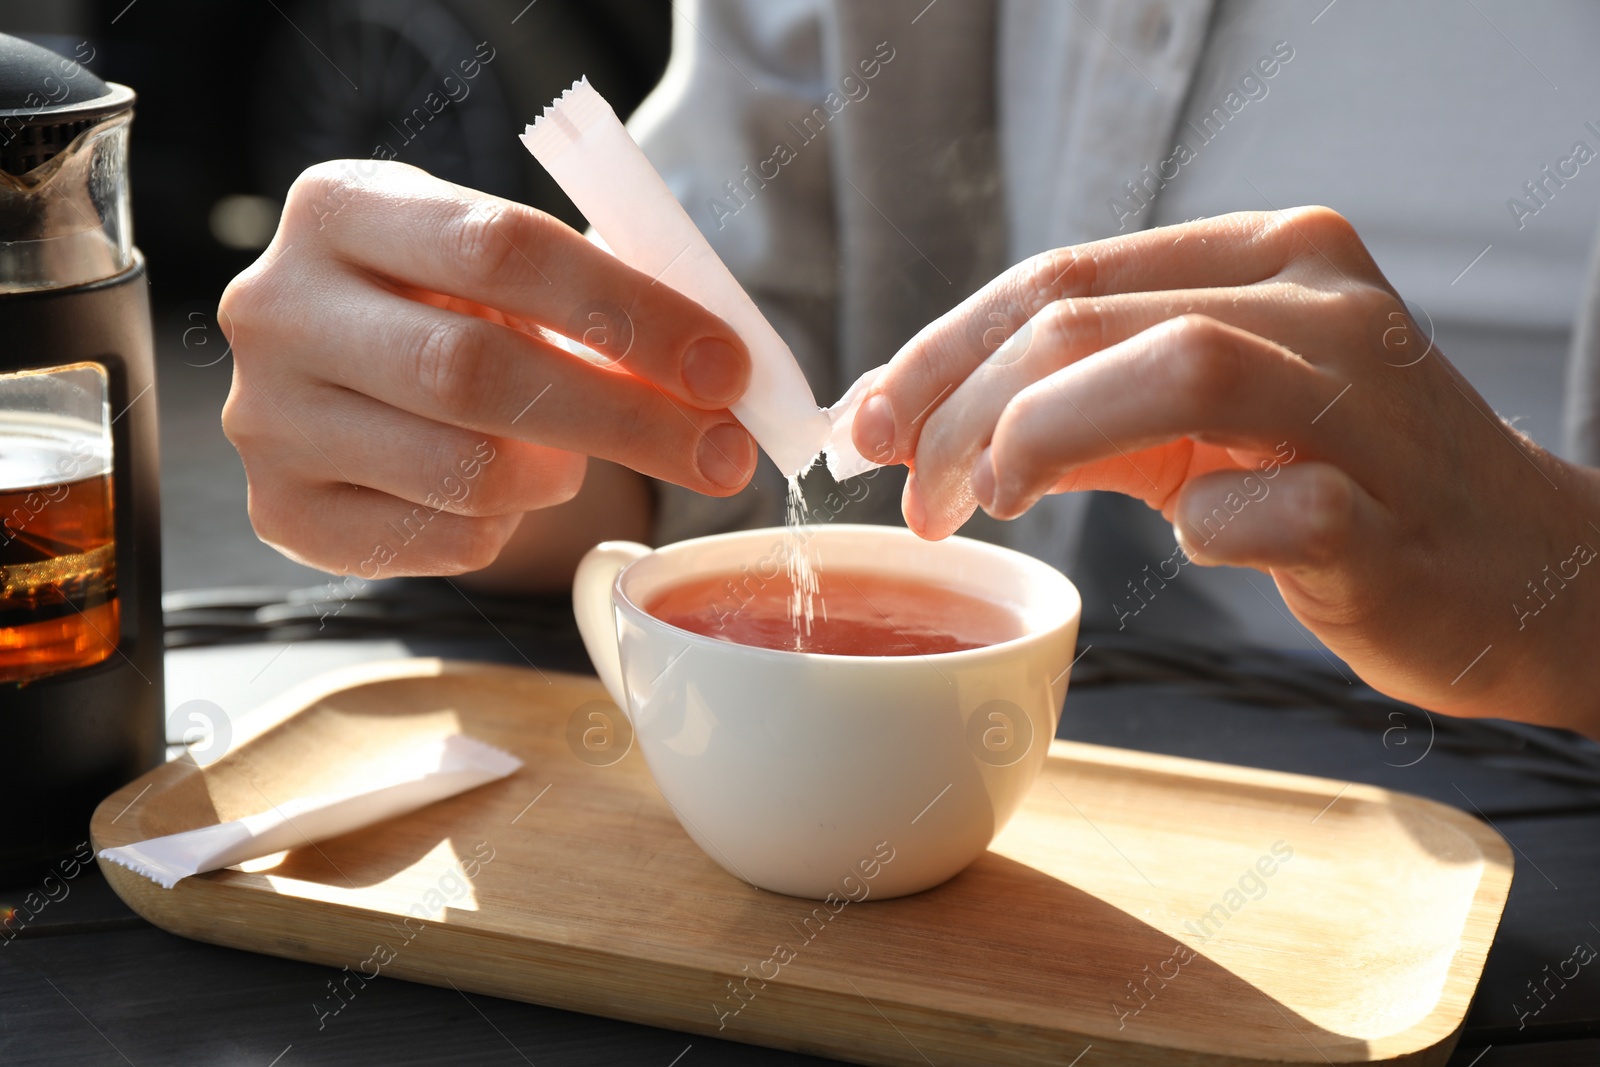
[625,0,840,546]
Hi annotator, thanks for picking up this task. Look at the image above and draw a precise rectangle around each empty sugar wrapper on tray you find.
[98,734,520,889]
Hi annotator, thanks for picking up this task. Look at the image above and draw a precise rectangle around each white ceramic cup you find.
[574,524,1081,900]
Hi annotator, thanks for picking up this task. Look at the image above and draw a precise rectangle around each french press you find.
[0,34,163,883]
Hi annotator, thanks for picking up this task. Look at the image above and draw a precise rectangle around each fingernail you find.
[1172,521,1203,564]
[904,472,927,532]
[697,422,754,489]
[971,448,996,512]
[682,338,746,405]
[855,393,897,463]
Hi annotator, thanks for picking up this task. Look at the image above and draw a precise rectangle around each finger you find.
[854,206,1375,463]
[227,384,585,517]
[1039,442,1279,507]
[908,285,1308,537]
[281,161,750,408]
[245,280,756,496]
[981,315,1339,521]
[1170,462,1383,579]
[245,478,525,578]
[1171,462,1400,648]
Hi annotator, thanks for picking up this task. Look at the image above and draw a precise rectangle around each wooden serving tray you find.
[92,660,1511,1066]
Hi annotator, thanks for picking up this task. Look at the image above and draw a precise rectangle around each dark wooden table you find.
[4,618,1599,1067]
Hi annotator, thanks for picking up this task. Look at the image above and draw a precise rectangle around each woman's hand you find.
[853,207,1600,733]
[219,160,756,579]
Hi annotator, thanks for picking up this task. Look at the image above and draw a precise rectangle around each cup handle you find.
[573,540,651,710]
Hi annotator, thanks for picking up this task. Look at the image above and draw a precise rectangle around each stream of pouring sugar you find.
[784,472,822,649]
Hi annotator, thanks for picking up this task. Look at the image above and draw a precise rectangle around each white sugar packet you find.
[520,77,882,481]
[820,365,886,480]
[98,734,520,889]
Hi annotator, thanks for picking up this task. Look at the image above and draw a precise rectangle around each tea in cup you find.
[573,524,1080,899]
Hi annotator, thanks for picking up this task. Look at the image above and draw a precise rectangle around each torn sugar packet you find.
[821,366,886,481]
[519,77,882,481]
[98,735,521,889]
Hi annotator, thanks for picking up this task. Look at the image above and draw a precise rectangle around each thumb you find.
[1171,462,1387,583]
